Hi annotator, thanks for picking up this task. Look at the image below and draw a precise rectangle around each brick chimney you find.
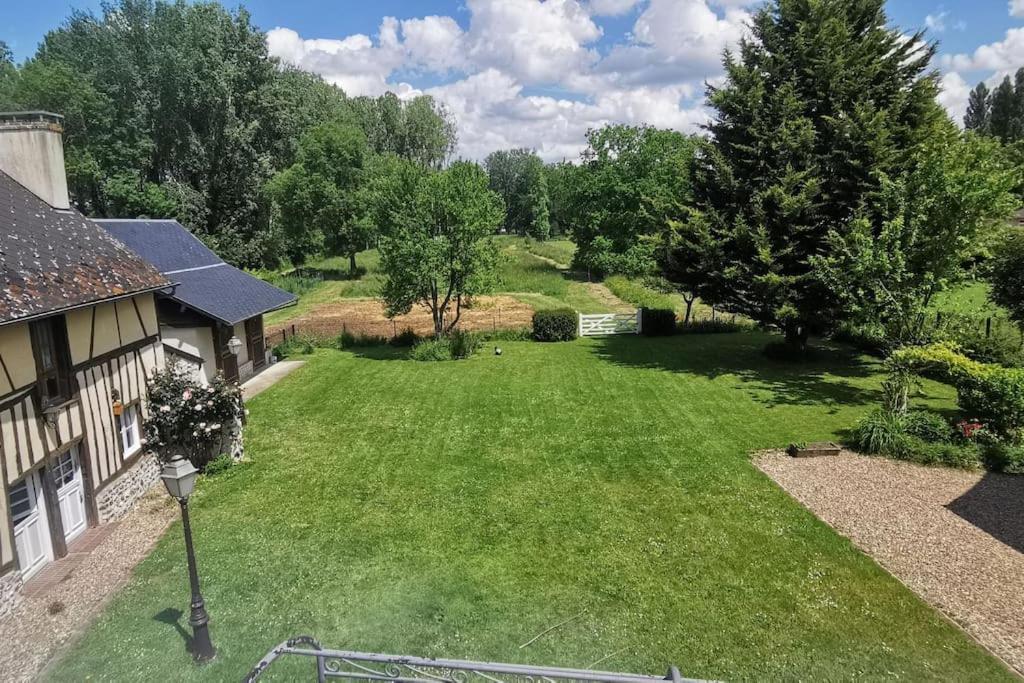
[0,111,71,210]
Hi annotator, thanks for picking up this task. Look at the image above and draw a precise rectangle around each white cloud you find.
[1011,0,1024,19]
[462,0,603,86]
[925,12,947,33]
[942,28,1024,73]
[401,16,467,73]
[266,0,750,161]
[587,0,643,16]
[938,71,971,125]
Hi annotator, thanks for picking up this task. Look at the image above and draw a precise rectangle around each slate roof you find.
[95,219,296,326]
[0,170,170,326]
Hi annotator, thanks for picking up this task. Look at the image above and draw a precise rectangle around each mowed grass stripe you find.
[49,335,1011,681]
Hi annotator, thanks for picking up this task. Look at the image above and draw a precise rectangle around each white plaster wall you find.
[231,322,250,366]
[0,125,70,209]
[160,326,216,382]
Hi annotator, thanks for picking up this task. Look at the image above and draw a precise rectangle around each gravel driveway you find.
[756,451,1024,676]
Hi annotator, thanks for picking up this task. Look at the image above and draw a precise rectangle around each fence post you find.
[578,313,583,338]
[636,309,643,335]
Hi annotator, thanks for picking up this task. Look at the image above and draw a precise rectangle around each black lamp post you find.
[161,455,216,662]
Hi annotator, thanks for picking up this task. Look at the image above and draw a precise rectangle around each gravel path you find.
[0,486,177,682]
[755,451,1024,676]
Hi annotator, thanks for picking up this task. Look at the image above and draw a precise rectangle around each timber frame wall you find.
[0,293,164,577]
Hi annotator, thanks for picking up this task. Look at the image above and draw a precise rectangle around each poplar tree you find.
[964,82,991,133]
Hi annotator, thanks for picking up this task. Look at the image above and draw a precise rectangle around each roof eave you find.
[161,292,298,328]
[0,283,174,329]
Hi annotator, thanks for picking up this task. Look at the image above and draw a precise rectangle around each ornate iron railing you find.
[244,636,707,683]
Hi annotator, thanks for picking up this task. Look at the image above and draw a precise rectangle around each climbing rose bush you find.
[144,364,243,469]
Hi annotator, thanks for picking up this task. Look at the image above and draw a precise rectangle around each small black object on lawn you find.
[495,346,503,356]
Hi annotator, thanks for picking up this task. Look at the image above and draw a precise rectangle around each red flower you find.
[957,420,984,439]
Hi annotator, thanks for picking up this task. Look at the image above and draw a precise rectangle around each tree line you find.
[0,0,456,268]
[536,0,1021,352]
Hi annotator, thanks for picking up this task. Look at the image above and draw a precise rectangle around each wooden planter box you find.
[787,441,842,458]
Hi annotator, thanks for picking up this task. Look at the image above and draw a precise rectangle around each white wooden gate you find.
[578,311,641,337]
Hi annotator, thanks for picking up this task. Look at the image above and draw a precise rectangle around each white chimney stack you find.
[0,111,71,210]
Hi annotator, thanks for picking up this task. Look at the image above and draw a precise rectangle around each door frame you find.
[11,471,55,580]
[52,445,87,544]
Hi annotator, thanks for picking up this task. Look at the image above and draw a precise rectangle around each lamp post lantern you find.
[161,455,216,662]
[227,335,243,357]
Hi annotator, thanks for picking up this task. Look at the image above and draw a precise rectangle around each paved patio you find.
[756,450,1024,676]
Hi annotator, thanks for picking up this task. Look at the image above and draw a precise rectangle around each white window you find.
[117,404,141,458]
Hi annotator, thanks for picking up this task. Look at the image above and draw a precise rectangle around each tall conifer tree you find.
[667,0,943,349]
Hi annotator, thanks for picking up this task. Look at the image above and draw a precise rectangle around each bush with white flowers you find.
[144,364,244,470]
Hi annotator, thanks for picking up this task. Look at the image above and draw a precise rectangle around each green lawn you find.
[929,281,1007,318]
[520,237,577,267]
[50,334,1010,681]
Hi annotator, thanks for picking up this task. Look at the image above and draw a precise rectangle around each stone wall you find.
[96,454,161,524]
[0,572,23,620]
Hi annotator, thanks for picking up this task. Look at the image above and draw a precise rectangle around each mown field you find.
[262,237,721,331]
[49,334,1011,681]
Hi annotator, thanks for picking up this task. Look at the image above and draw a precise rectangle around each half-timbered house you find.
[0,112,169,615]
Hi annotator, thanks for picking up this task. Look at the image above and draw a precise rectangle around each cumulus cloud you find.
[1011,1,1024,19]
[266,0,752,161]
[587,0,643,16]
[942,28,1024,74]
[938,71,971,125]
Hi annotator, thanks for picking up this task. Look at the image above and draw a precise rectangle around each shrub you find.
[903,410,953,443]
[337,331,388,349]
[533,309,578,342]
[679,319,756,335]
[144,366,243,470]
[640,308,676,336]
[980,441,1024,474]
[853,408,911,455]
[449,329,481,359]
[410,338,452,361]
[202,454,235,476]
[957,367,1024,441]
[832,322,889,357]
[905,438,982,469]
[391,327,421,347]
[853,409,980,468]
[478,327,532,342]
[272,335,314,358]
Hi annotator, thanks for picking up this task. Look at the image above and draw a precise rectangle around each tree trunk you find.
[784,322,810,352]
[683,296,695,325]
[349,251,358,275]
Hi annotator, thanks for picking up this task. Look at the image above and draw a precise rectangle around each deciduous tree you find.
[266,121,371,270]
[379,162,504,337]
[565,125,696,277]
[816,128,1018,344]
[484,149,551,239]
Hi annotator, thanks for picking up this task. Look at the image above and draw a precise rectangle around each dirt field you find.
[267,295,536,341]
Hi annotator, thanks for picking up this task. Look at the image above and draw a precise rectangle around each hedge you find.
[533,309,578,342]
[640,308,677,336]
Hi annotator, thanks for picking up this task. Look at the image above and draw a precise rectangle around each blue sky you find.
[4,1,1024,159]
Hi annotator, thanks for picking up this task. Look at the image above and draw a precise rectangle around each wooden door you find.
[214,325,239,383]
[246,317,266,370]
